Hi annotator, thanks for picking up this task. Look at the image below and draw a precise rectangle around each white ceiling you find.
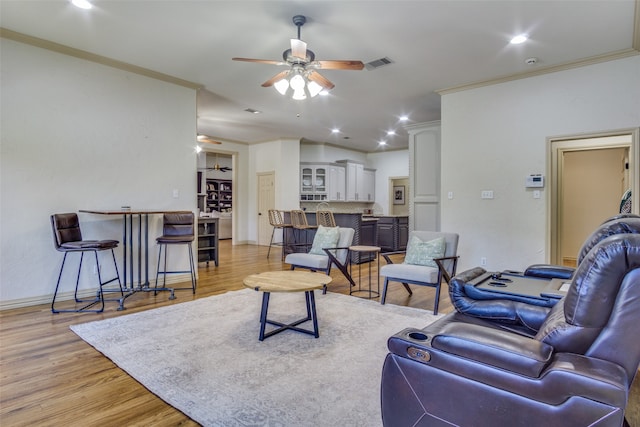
[1,1,638,152]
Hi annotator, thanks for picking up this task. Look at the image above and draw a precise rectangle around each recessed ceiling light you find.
[399,115,409,122]
[244,108,261,114]
[386,130,396,136]
[331,128,340,134]
[378,140,387,146]
[71,0,93,9]
[510,34,528,44]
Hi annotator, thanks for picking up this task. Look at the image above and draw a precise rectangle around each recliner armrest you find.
[429,322,553,377]
[524,264,575,280]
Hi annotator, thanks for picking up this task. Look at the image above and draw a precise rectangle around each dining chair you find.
[316,210,336,227]
[267,209,294,260]
[155,212,196,294]
[50,213,123,313]
[290,210,318,246]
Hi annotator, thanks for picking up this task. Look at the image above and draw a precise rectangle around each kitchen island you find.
[283,212,408,263]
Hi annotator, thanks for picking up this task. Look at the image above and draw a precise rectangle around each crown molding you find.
[0,28,203,90]
[437,48,639,96]
[439,0,640,95]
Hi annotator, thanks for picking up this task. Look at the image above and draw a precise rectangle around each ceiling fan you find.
[232,15,364,99]
[199,154,232,172]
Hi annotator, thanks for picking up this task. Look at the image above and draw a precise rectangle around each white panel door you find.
[257,172,275,246]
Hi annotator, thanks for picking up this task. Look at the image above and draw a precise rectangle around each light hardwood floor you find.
[0,241,637,426]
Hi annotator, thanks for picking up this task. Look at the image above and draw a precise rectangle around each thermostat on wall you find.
[526,174,544,188]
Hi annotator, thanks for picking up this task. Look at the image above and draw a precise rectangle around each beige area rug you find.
[70,289,441,426]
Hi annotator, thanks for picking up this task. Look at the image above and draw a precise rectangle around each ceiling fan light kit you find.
[232,15,364,100]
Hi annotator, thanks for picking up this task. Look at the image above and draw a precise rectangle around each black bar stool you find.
[155,212,196,294]
[50,213,123,313]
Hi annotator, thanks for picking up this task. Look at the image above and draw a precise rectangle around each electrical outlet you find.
[480,257,487,266]
[481,190,494,199]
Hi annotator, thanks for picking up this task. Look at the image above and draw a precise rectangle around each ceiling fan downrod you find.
[292,15,306,40]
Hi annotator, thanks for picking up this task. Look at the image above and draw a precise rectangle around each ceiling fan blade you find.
[290,39,307,60]
[316,60,365,70]
[232,57,285,66]
[261,70,290,87]
[197,135,222,144]
[307,71,335,90]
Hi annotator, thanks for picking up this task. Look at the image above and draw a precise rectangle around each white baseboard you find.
[0,273,194,311]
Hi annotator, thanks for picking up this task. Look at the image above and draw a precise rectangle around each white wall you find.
[246,139,300,243]
[0,39,197,308]
[441,56,640,272]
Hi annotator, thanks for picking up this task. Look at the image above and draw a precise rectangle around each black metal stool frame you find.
[154,213,197,295]
[155,240,197,294]
[50,213,123,313]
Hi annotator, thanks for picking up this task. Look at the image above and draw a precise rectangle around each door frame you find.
[548,128,639,264]
[199,148,238,241]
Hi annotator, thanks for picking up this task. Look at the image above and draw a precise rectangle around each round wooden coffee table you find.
[243,271,332,341]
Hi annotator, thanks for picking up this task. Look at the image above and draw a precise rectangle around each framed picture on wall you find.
[393,185,405,205]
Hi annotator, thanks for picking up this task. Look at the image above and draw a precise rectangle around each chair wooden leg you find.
[188,242,196,294]
[381,278,389,304]
[324,249,357,288]
[402,282,413,295]
[433,283,440,315]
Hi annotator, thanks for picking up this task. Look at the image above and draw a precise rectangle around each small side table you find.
[348,245,381,299]
[243,271,332,341]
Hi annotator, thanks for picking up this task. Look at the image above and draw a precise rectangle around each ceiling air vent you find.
[365,57,394,70]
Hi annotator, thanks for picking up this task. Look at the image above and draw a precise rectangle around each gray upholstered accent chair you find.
[379,230,459,315]
[285,226,355,293]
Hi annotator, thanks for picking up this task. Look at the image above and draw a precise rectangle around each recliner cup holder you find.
[408,331,429,341]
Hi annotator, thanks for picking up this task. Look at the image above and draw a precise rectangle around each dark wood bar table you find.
[79,209,192,310]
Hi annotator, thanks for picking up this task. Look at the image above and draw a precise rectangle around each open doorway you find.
[549,129,638,266]
[197,150,236,241]
[389,176,409,216]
